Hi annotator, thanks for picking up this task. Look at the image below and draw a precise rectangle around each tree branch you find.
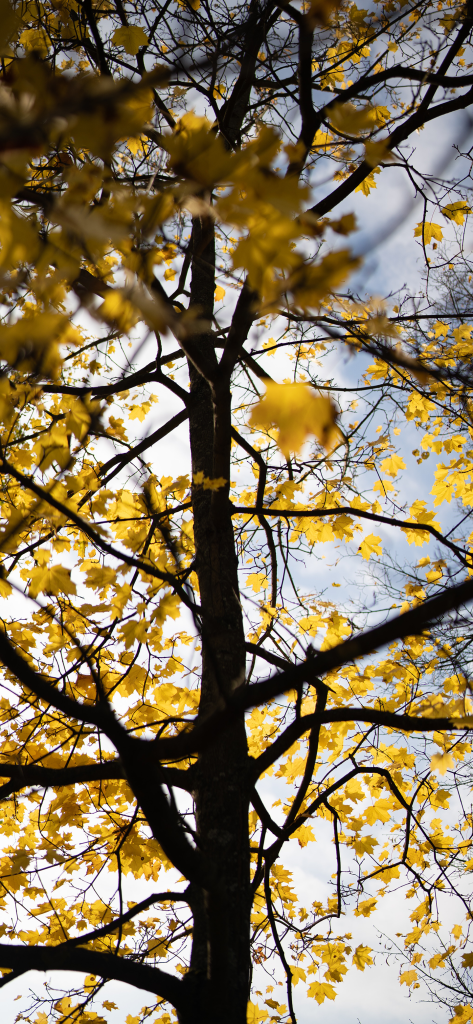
[100,408,189,483]
[252,707,469,780]
[0,943,184,1007]
[231,504,470,566]
[151,572,473,762]
[0,760,193,797]
[0,457,194,606]
[61,889,191,951]
[310,86,473,218]
[245,641,291,671]
[0,630,112,733]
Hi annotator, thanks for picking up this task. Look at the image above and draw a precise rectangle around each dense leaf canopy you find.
[2,1,473,1024]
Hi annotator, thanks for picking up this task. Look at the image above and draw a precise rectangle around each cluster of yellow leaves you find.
[1,6,473,1024]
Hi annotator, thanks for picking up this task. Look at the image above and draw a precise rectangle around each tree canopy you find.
[3,1,473,1023]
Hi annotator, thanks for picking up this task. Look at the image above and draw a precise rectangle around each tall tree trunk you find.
[180,216,251,1024]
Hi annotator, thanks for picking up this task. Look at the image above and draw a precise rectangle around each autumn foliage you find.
[1,1,473,1024]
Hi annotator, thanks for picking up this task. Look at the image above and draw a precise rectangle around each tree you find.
[2,1,473,1023]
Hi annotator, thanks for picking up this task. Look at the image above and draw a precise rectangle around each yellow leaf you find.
[19,27,49,56]
[372,479,395,494]
[425,568,443,583]
[66,399,91,441]
[295,822,316,847]
[355,168,381,195]
[151,592,181,626]
[147,938,168,957]
[380,453,406,478]
[112,25,149,54]
[84,565,117,597]
[193,472,227,490]
[414,222,443,245]
[249,382,340,457]
[364,138,395,168]
[351,834,377,856]
[308,981,337,1004]
[288,249,360,309]
[164,112,235,186]
[28,565,77,599]
[329,213,357,235]
[247,1002,269,1023]
[307,0,342,26]
[100,290,139,333]
[215,285,226,301]
[354,897,377,917]
[358,534,382,560]
[119,619,149,649]
[400,970,418,986]
[442,201,471,224]
[450,1009,473,1024]
[352,945,374,971]
[246,572,267,593]
[430,752,454,775]
[329,102,377,135]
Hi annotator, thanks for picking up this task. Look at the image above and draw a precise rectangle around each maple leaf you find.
[193,471,228,490]
[380,454,406,477]
[249,383,340,456]
[308,981,337,1004]
[430,752,454,775]
[152,592,181,626]
[100,290,139,332]
[246,573,267,594]
[358,534,382,560]
[364,139,396,168]
[329,102,377,135]
[307,0,342,27]
[28,566,77,598]
[291,966,307,985]
[354,898,377,917]
[329,213,357,235]
[112,25,149,54]
[414,222,443,245]
[352,945,374,971]
[2,4,473,1021]
[400,970,418,986]
[351,835,377,857]
[355,169,380,194]
[247,1002,269,1023]
[442,202,471,224]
